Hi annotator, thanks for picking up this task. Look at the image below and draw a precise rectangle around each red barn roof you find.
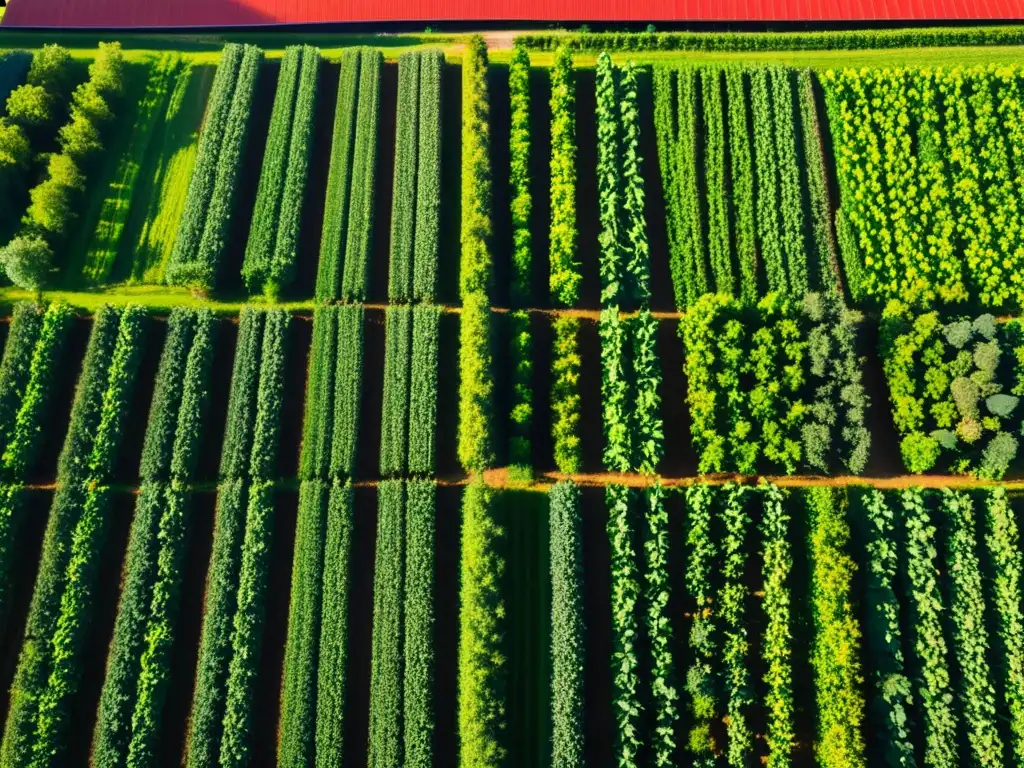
[3,0,1023,28]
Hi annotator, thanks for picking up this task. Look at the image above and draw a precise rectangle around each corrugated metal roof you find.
[4,0,1023,29]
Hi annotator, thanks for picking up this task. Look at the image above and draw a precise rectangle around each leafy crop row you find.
[509,46,532,304]
[856,490,914,768]
[551,316,581,474]
[92,309,214,768]
[654,66,822,306]
[681,292,870,475]
[408,305,441,475]
[315,48,381,302]
[806,487,866,768]
[643,485,677,765]
[166,44,262,292]
[186,309,288,768]
[881,305,1024,477]
[760,483,794,766]
[549,47,579,307]
[381,307,412,476]
[721,486,753,765]
[1,305,145,768]
[458,480,505,765]
[242,45,319,299]
[388,51,443,303]
[607,485,641,766]
[549,481,583,767]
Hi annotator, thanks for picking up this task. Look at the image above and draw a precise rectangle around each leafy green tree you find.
[27,154,83,235]
[0,119,30,171]
[0,235,52,292]
[26,44,72,93]
[6,85,53,127]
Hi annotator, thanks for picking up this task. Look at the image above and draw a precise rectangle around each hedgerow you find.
[458,292,493,473]
[460,36,492,301]
[517,26,1024,52]
[551,316,581,474]
[549,46,579,307]
[458,480,505,766]
[509,45,532,305]
[881,304,1024,477]
[369,480,404,768]
[242,45,319,298]
[983,487,1024,763]
[806,487,866,768]
[167,44,262,291]
[549,481,583,768]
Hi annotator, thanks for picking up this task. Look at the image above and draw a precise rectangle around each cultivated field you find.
[0,27,1023,768]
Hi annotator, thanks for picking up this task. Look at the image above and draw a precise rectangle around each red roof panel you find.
[3,0,1023,27]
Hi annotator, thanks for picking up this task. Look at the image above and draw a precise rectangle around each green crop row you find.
[551,316,581,474]
[381,304,441,477]
[881,305,1024,477]
[643,485,676,765]
[760,484,794,767]
[549,46,579,307]
[595,55,651,309]
[681,291,870,475]
[279,480,354,765]
[458,479,505,765]
[654,66,826,307]
[549,481,583,767]
[720,486,753,764]
[599,309,663,474]
[166,44,262,292]
[387,51,443,303]
[509,46,532,304]
[315,48,382,303]
[607,485,641,766]
[1,305,144,768]
[242,45,320,299]
[186,308,288,768]
[300,304,364,482]
[806,487,866,768]
[507,310,532,478]
[91,308,214,768]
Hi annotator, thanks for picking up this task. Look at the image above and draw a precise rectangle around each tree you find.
[26,44,72,93]
[88,42,126,96]
[0,120,30,171]
[0,235,52,292]
[6,85,53,128]
[27,153,83,235]
[59,110,103,161]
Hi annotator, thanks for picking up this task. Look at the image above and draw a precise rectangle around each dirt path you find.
[478,31,520,50]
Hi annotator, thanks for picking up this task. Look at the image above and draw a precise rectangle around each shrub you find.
[458,293,493,472]
[548,46,579,306]
[0,235,51,291]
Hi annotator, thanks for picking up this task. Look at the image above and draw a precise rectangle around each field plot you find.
[2,28,1024,768]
